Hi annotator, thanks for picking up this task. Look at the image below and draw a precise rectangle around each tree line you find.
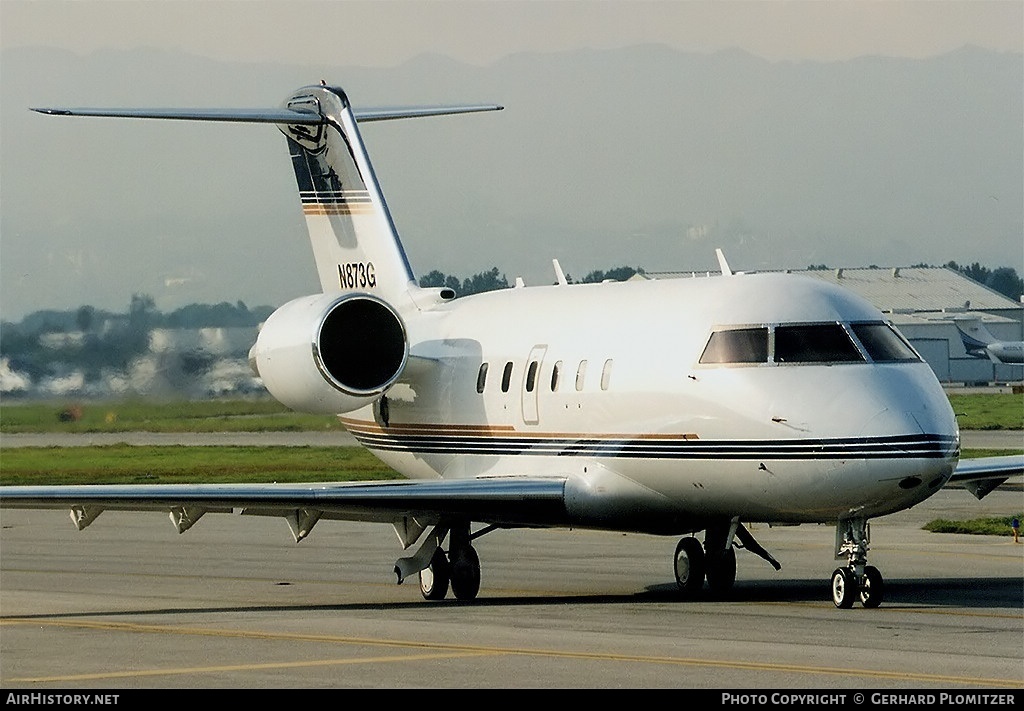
[1,297,274,384]
[2,261,1020,386]
[941,262,1023,302]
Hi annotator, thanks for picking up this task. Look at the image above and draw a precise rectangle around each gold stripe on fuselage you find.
[337,417,700,440]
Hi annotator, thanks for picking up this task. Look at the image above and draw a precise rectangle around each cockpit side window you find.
[774,324,863,363]
[699,327,769,364]
[851,323,920,362]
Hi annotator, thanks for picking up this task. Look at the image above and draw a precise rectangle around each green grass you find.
[947,392,1023,430]
[0,398,344,433]
[923,513,1022,536]
[0,445,398,486]
[2,392,1022,433]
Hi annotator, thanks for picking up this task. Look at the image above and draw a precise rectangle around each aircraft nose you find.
[854,367,959,495]
[856,364,959,442]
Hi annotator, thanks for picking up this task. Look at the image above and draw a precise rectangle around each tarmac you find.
[1,488,1021,689]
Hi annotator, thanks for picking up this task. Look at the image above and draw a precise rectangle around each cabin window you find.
[476,363,488,393]
[601,359,613,390]
[774,324,863,363]
[550,361,562,391]
[575,360,588,391]
[526,361,539,392]
[699,327,768,364]
[851,323,920,362]
[501,362,514,392]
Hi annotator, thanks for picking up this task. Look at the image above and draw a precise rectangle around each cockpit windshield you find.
[775,324,862,363]
[699,327,768,364]
[699,321,921,366]
[850,323,919,362]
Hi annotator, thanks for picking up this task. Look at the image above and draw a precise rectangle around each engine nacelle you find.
[249,293,408,414]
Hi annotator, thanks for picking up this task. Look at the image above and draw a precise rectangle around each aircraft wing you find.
[0,477,569,540]
[946,454,1024,499]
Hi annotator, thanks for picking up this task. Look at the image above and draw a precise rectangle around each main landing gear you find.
[417,522,483,601]
[674,520,781,598]
[831,516,884,609]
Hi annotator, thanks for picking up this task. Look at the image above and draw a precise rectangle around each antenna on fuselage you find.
[715,248,733,277]
[552,259,568,286]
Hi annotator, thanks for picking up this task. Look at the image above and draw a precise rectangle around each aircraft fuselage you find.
[341,272,959,532]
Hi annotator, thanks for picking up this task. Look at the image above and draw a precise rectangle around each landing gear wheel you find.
[858,565,884,609]
[705,547,737,596]
[674,537,706,596]
[419,548,450,601]
[831,567,857,609]
[450,545,481,601]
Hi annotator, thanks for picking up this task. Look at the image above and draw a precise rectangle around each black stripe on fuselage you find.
[347,432,958,459]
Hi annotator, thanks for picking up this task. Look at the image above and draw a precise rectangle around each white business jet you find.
[954,317,1024,365]
[5,84,1021,609]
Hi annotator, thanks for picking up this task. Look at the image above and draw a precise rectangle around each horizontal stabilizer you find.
[31,104,502,124]
[354,104,503,122]
[31,107,323,123]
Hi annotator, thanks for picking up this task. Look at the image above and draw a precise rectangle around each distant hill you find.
[2,45,1020,320]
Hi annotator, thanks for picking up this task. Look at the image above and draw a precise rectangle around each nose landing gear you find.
[832,516,884,609]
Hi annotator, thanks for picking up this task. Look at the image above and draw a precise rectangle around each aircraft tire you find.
[831,567,857,609]
[705,547,737,595]
[674,537,706,596]
[419,548,450,601]
[450,545,481,601]
[858,566,884,609]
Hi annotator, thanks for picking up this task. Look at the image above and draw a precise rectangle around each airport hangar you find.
[646,266,1023,386]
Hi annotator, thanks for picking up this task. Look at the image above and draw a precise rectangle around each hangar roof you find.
[650,266,1022,316]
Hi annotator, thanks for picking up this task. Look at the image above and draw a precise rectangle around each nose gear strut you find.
[832,515,884,609]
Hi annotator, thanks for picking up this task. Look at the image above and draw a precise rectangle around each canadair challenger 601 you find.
[4,84,1021,609]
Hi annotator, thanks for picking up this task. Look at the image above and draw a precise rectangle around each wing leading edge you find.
[0,477,569,539]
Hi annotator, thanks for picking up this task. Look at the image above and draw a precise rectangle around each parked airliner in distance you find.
[955,317,1024,365]
[4,84,1021,609]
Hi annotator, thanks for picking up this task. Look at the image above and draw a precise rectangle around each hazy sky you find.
[3,0,1022,66]
[1,1,1021,320]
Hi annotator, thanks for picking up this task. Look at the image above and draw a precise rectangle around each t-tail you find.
[953,317,1024,364]
[954,317,997,358]
[32,84,502,303]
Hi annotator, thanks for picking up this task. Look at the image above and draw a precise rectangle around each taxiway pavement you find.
[1,487,1021,689]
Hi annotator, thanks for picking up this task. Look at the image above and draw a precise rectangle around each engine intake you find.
[249,293,408,414]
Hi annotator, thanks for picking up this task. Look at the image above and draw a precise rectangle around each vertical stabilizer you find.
[954,317,995,354]
[280,86,415,302]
